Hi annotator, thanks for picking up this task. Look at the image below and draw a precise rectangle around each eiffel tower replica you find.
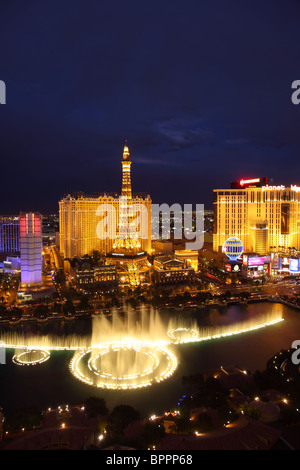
[107,143,148,287]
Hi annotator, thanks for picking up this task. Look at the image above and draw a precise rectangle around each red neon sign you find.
[239,178,261,186]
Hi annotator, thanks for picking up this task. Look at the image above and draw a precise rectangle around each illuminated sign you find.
[278,257,290,272]
[260,184,300,192]
[231,176,268,189]
[245,256,271,267]
[262,184,286,191]
[248,257,264,266]
[239,178,260,186]
[289,259,300,273]
[278,257,300,273]
[224,263,240,273]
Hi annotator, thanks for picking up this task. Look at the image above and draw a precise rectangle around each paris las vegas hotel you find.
[213,177,300,259]
[59,144,152,260]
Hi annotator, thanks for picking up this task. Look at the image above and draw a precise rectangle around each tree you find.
[53,301,62,313]
[63,299,75,315]
[10,306,22,320]
[193,412,213,432]
[111,295,120,308]
[183,291,191,302]
[34,304,49,318]
[83,396,108,418]
[239,291,250,301]
[240,404,261,421]
[91,250,101,263]
[217,404,237,425]
[4,406,42,434]
[172,415,192,434]
[79,295,90,310]
[184,377,230,410]
[108,405,140,437]
[140,421,165,447]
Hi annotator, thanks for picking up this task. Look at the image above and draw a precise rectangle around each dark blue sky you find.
[1,0,300,213]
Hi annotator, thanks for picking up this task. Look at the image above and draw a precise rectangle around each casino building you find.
[59,144,152,260]
[20,212,43,285]
[213,177,300,256]
[0,216,20,254]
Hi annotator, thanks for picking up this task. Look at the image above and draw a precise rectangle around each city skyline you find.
[1,1,300,214]
[2,1,300,453]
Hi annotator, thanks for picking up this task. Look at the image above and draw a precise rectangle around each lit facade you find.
[174,250,199,271]
[213,179,300,255]
[59,193,118,259]
[20,212,43,285]
[153,255,195,284]
[0,216,20,253]
[69,258,117,289]
[59,144,152,259]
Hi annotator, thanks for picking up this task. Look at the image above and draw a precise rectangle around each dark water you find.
[0,302,300,418]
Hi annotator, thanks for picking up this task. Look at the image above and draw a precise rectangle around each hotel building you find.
[0,216,20,253]
[20,212,43,285]
[69,257,117,291]
[59,144,152,259]
[213,177,300,255]
[152,254,195,285]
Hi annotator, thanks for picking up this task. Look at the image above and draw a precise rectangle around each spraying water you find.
[0,305,283,389]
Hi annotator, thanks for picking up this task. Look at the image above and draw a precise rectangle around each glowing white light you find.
[12,349,50,366]
[0,309,284,392]
[69,340,178,390]
[167,328,200,343]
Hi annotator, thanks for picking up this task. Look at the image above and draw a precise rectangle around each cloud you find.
[224,138,249,145]
[155,118,216,150]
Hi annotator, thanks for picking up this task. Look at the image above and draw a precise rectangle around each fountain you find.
[12,348,50,366]
[0,305,284,390]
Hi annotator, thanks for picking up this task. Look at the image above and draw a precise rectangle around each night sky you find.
[1,0,300,214]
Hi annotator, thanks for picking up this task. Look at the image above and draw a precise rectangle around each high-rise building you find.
[213,177,300,254]
[20,212,43,285]
[0,216,20,253]
[59,144,152,259]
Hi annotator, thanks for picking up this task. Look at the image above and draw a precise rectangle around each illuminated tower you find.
[20,213,43,285]
[121,143,132,200]
[109,143,150,286]
[113,143,142,252]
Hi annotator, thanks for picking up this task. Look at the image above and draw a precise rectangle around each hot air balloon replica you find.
[222,237,244,261]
